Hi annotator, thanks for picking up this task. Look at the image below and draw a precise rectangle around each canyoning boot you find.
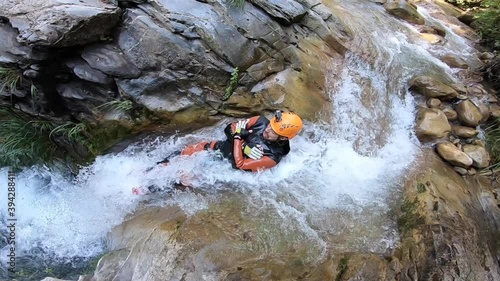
[132,184,165,195]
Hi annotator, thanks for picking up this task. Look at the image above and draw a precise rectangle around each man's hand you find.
[233,119,249,134]
[243,144,264,160]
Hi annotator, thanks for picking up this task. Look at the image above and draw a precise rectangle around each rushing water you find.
[0,0,483,279]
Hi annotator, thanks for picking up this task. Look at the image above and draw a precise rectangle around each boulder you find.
[410,76,458,99]
[427,98,441,108]
[442,107,458,121]
[3,0,121,47]
[436,142,473,168]
[456,100,483,127]
[440,55,469,69]
[384,0,425,25]
[415,108,451,142]
[463,144,490,168]
[451,125,478,138]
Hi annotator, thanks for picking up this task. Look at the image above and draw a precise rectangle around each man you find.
[133,111,302,194]
[164,110,303,172]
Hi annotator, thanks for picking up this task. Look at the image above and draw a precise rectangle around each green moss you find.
[416,182,426,193]
[335,255,349,281]
[396,198,425,235]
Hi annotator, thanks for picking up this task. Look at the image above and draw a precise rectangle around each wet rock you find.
[82,44,141,78]
[410,76,458,99]
[473,139,486,148]
[23,69,40,79]
[65,58,114,84]
[463,144,490,168]
[3,0,121,47]
[301,10,350,55]
[490,104,500,118]
[470,99,490,122]
[442,107,458,121]
[453,166,468,175]
[466,85,487,96]
[456,100,483,127]
[421,33,446,45]
[468,167,476,175]
[478,52,495,60]
[40,278,72,281]
[450,83,467,95]
[457,13,475,25]
[415,108,451,142]
[436,142,473,168]
[384,0,425,25]
[440,54,469,69]
[249,0,308,24]
[427,98,441,108]
[451,125,478,138]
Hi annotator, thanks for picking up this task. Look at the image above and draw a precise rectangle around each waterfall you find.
[0,0,482,278]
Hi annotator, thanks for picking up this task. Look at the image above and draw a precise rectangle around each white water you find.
[0,0,482,275]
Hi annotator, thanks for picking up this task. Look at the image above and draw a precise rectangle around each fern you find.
[227,0,245,8]
[97,99,134,112]
[223,67,240,101]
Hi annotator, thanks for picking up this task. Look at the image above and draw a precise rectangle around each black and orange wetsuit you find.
[179,116,290,172]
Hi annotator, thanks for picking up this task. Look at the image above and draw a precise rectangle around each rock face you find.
[0,0,352,126]
[2,0,122,47]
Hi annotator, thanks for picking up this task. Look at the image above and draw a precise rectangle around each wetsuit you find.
[178,116,290,172]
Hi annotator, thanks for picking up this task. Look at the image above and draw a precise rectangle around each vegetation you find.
[223,67,240,101]
[0,66,23,103]
[0,108,56,167]
[472,0,500,50]
[396,198,425,235]
[335,256,349,281]
[97,99,134,112]
[228,0,245,8]
[485,117,500,171]
[0,107,131,168]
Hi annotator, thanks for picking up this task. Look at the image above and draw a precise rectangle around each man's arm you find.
[229,116,260,134]
[232,138,277,172]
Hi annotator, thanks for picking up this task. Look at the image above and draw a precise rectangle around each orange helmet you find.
[270,111,303,139]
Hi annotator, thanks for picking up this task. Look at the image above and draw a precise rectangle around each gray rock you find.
[463,144,491,168]
[65,58,114,84]
[154,0,264,69]
[249,0,308,24]
[0,23,47,63]
[4,0,122,47]
[116,72,197,112]
[82,44,141,78]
